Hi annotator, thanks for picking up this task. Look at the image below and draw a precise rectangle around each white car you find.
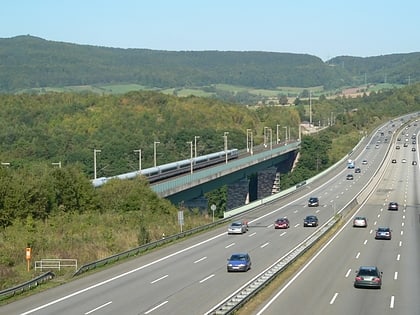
[228,221,247,234]
[353,216,367,227]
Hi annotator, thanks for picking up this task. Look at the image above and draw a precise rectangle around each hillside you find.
[3,35,419,93]
[328,53,420,86]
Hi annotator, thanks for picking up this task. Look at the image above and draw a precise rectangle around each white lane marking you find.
[374,220,377,225]
[363,239,368,245]
[403,215,405,219]
[345,269,352,278]
[399,241,402,247]
[200,274,215,283]
[225,243,235,248]
[145,300,168,314]
[401,222,405,227]
[20,231,227,315]
[329,293,339,304]
[85,301,112,314]
[316,209,320,213]
[377,214,381,218]
[267,224,274,229]
[396,254,401,261]
[390,296,395,309]
[294,224,300,228]
[248,232,257,237]
[355,252,360,259]
[150,274,168,284]
[280,232,287,236]
[261,242,270,248]
[194,256,207,264]
[294,210,298,213]
[401,230,404,236]
[394,272,398,280]
[369,229,374,234]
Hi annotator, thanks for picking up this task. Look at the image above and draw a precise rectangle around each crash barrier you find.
[206,212,343,315]
[1,117,404,299]
[35,259,77,272]
[205,125,397,314]
[0,272,55,301]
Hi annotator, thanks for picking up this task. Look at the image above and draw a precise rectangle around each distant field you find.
[17,83,397,102]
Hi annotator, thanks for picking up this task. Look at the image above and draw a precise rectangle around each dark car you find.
[412,147,416,151]
[274,217,290,229]
[227,253,251,272]
[354,167,361,173]
[375,227,392,240]
[303,215,318,227]
[413,161,418,165]
[388,202,398,211]
[392,159,397,163]
[308,197,319,207]
[346,174,354,180]
[354,266,382,289]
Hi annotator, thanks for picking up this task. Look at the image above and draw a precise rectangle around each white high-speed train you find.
[92,148,239,188]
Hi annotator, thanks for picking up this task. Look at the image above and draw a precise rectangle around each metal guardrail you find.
[0,272,55,301]
[0,117,403,301]
[205,212,343,315]
[205,121,400,314]
[73,218,232,276]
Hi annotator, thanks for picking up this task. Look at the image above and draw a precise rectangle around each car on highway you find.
[354,167,361,173]
[227,253,251,272]
[346,174,354,180]
[274,217,290,229]
[402,159,407,163]
[404,143,408,147]
[396,145,400,149]
[413,161,418,165]
[388,202,398,211]
[228,221,247,234]
[303,215,318,227]
[392,159,397,163]
[353,216,367,227]
[412,147,416,151]
[308,197,319,207]
[362,159,368,165]
[375,227,392,240]
[354,266,382,289]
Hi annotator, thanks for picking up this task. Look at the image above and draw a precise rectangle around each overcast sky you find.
[2,0,420,61]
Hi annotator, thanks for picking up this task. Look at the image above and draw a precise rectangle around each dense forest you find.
[0,83,419,289]
[0,35,419,93]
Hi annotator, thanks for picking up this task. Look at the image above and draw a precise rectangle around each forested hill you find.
[0,35,418,92]
[328,53,420,86]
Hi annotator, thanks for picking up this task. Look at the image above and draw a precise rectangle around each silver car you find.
[354,266,382,289]
[228,221,247,234]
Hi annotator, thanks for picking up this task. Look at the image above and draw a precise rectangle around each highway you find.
[1,118,418,315]
[255,122,420,315]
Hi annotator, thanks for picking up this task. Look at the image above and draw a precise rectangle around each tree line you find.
[1,36,419,93]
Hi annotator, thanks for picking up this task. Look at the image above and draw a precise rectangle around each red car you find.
[274,218,290,229]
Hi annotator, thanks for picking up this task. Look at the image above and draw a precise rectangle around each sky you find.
[1,0,420,61]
